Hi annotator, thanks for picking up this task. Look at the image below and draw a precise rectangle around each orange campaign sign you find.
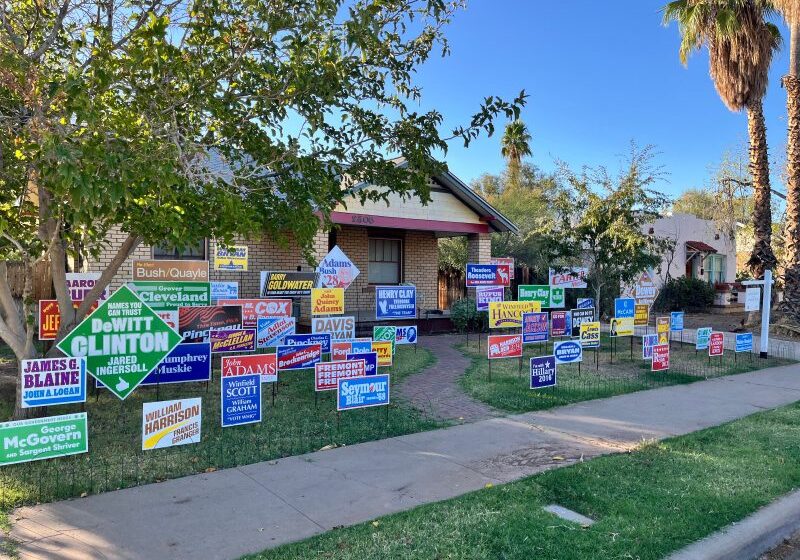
[487,335,523,359]
[131,259,209,282]
[372,340,393,367]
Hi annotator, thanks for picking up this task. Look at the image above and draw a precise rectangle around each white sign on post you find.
[744,287,761,312]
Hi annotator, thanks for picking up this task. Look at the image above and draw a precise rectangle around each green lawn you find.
[245,401,800,560]
[0,345,440,513]
[459,333,792,412]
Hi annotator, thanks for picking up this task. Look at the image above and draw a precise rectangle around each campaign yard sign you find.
[634,304,649,326]
[348,352,378,376]
[372,341,393,367]
[316,245,360,289]
[373,326,397,354]
[277,344,322,370]
[222,354,277,384]
[629,269,658,307]
[487,335,523,359]
[220,368,261,428]
[66,272,108,304]
[549,287,566,309]
[610,317,634,337]
[466,263,511,287]
[214,245,248,271]
[332,341,353,361]
[652,344,669,371]
[350,339,374,354]
[696,327,713,351]
[218,298,292,328]
[745,287,761,312]
[656,316,670,344]
[476,286,504,311]
[530,356,557,389]
[522,312,549,343]
[311,288,345,316]
[0,412,88,466]
[396,325,418,345]
[256,317,295,348]
[132,259,209,282]
[518,285,551,307]
[284,333,332,354]
[709,332,724,356]
[57,286,182,400]
[375,286,416,320]
[570,308,595,338]
[490,257,515,279]
[140,343,211,385]
[210,329,256,353]
[312,316,355,341]
[577,298,594,309]
[179,305,243,343]
[260,271,318,297]
[128,281,211,312]
[642,334,659,359]
[614,298,635,319]
[549,267,588,288]
[670,312,685,332]
[337,374,390,411]
[736,333,754,353]
[488,301,541,329]
[210,281,238,302]
[579,321,601,348]
[38,299,98,341]
[551,311,570,337]
[21,357,86,408]
[315,359,367,391]
[142,398,201,450]
[554,340,583,364]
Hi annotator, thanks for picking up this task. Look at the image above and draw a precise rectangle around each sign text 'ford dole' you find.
[132,259,209,282]
[57,286,182,400]
[142,398,201,450]
[0,413,88,466]
[487,335,523,359]
[465,263,511,287]
[337,374,390,411]
[375,286,416,319]
[21,357,86,408]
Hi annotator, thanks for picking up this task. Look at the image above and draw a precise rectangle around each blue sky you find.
[412,1,791,199]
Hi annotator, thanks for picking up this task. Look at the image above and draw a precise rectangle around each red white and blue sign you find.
[283,333,332,354]
[476,286,504,311]
[375,286,416,320]
[642,334,659,359]
[347,351,378,376]
[522,312,549,343]
[530,356,557,389]
[96,343,212,388]
[396,325,418,345]
[554,340,582,364]
[21,357,87,408]
[277,344,322,370]
[337,374,390,411]
[551,311,570,337]
[466,263,511,287]
[256,316,296,348]
[221,372,261,427]
[614,298,635,319]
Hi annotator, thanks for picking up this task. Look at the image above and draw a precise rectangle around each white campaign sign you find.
[744,287,761,312]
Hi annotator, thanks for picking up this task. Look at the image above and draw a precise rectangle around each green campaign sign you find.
[518,285,551,307]
[128,281,210,312]
[0,412,88,466]
[549,287,565,308]
[373,326,397,354]
[58,286,182,400]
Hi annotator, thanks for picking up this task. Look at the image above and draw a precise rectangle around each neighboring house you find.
[646,213,737,305]
[88,162,518,324]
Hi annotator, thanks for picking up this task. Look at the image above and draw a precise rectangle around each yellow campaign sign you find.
[488,301,541,329]
[214,245,248,271]
[656,316,670,344]
[579,321,600,347]
[372,341,393,367]
[610,317,634,337]
[311,288,344,316]
[634,304,649,326]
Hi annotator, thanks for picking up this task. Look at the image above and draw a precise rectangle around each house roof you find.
[685,240,718,253]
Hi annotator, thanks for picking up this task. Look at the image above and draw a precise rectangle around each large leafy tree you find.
[664,0,781,280]
[547,145,672,319]
[0,0,524,418]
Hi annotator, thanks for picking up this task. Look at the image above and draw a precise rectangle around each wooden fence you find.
[437,265,536,310]
[5,260,53,300]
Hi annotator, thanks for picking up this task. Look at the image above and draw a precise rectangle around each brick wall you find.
[466,232,492,298]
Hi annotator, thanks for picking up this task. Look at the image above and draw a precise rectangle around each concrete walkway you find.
[396,334,500,422]
[9,362,800,560]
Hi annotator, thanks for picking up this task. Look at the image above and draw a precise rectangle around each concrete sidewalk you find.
[9,363,800,560]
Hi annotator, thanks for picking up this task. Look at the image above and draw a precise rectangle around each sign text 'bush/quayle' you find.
[337,374,390,411]
[58,286,182,400]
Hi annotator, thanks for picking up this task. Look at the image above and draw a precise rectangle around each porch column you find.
[467,233,491,264]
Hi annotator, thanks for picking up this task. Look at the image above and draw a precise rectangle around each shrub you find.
[654,276,715,312]
[450,298,488,333]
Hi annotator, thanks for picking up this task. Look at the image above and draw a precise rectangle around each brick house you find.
[89,164,517,327]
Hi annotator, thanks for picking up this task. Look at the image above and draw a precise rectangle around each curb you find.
[667,488,800,560]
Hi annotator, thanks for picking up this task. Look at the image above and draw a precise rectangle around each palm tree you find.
[771,0,800,320]
[500,120,532,169]
[664,0,780,280]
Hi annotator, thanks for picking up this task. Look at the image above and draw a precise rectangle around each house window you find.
[368,238,402,284]
[705,254,726,284]
[153,240,207,260]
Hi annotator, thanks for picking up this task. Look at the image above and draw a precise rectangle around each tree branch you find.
[0,261,25,340]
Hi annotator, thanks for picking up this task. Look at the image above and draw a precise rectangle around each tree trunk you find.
[782,68,800,322]
[746,101,776,280]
